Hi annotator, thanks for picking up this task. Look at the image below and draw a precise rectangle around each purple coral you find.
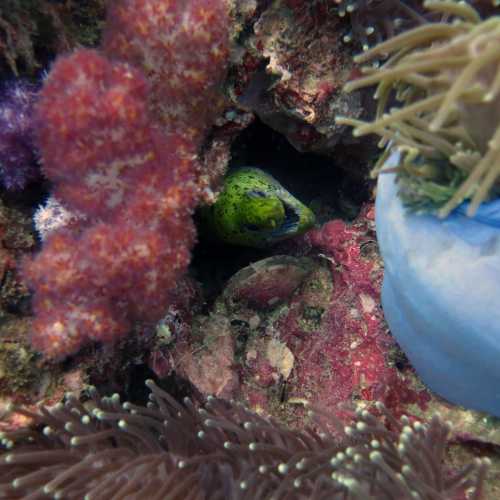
[0,80,40,190]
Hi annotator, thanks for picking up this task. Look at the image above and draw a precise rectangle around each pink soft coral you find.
[24,0,230,359]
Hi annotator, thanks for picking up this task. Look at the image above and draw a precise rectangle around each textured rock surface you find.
[230,1,365,154]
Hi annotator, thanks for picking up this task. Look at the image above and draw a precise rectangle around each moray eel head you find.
[207,167,316,248]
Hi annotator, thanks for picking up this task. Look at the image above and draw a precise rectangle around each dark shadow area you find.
[1,179,50,212]
[125,366,197,407]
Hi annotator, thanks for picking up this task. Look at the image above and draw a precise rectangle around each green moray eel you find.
[202,167,316,248]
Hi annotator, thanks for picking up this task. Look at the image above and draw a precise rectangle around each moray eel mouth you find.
[270,201,301,238]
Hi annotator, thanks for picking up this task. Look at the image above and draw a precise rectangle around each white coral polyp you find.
[34,196,85,240]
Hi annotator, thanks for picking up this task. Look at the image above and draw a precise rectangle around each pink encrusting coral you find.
[243,206,431,421]
[23,0,231,359]
[292,207,431,414]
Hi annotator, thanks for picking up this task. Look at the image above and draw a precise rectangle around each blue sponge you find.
[376,159,500,416]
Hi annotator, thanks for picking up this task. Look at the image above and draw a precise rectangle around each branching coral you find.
[336,0,500,216]
[0,380,490,499]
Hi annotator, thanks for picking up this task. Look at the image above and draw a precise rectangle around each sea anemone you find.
[336,0,500,216]
[0,380,489,499]
[335,0,428,52]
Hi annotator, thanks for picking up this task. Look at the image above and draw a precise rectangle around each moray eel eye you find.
[247,190,267,199]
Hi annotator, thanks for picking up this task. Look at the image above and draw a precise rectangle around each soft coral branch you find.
[103,0,230,144]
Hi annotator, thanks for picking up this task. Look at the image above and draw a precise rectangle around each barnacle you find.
[337,0,500,216]
[0,380,489,499]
